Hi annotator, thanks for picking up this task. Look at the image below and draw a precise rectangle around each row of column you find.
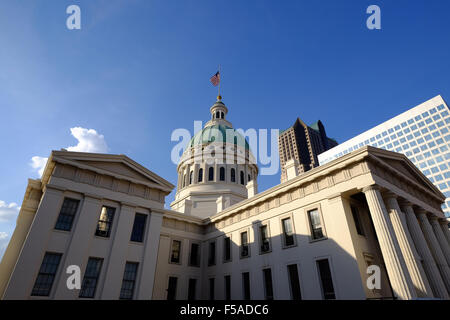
[363,185,450,300]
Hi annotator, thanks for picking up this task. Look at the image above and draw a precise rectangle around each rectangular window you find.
[260,225,270,253]
[224,275,231,300]
[170,240,181,264]
[188,278,197,300]
[317,259,336,300]
[167,277,177,300]
[242,272,251,300]
[351,206,364,236]
[240,231,249,258]
[209,278,215,300]
[281,217,295,247]
[287,264,302,300]
[55,198,79,231]
[79,258,104,298]
[130,213,147,242]
[263,268,274,300]
[223,237,231,262]
[189,243,200,267]
[208,241,216,266]
[119,262,138,300]
[95,206,115,238]
[308,209,325,240]
[31,252,62,296]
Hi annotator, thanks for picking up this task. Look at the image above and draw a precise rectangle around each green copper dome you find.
[188,124,250,151]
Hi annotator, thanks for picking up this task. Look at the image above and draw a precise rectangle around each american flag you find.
[210,71,220,86]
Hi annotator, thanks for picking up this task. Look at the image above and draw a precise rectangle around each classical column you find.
[417,210,450,293]
[384,194,433,298]
[402,204,449,299]
[430,218,450,266]
[440,221,450,245]
[363,186,416,300]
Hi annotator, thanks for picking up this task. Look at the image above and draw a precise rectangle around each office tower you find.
[319,95,450,218]
[279,118,338,182]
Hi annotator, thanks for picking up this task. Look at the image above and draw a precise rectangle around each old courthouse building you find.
[1,96,450,300]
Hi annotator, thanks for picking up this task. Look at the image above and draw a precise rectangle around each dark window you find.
[240,171,245,185]
[170,240,181,263]
[189,243,200,267]
[248,174,251,182]
[95,206,115,238]
[209,278,215,300]
[224,237,231,262]
[55,198,79,231]
[79,258,103,298]
[224,275,231,300]
[282,218,295,246]
[351,206,364,236]
[189,171,193,184]
[167,277,177,300]
[317,259,336,299]
[198,168,203,182]
[263,268,274,300]
[216,111,220,119]
[220,167,225,181]
[308,209,324,240]
[119,262,138,300]
[130,213,147,242]
[260,225,270,253]
[287,264,302,300]
[240,231,249,258]
[242,272,250,300]
[208,167,214,181]
[31,252,62,296]
[188,278,197,300]
[231,168,236,182]
[208,241,216,266]
[221,111,224,119]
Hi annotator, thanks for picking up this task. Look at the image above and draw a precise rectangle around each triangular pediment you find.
[49,151,174,192]
[368,147,443,199]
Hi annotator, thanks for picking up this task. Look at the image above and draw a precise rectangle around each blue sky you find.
[1,0,450,258]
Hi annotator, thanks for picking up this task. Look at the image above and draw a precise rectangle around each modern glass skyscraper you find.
[318,95,450,217]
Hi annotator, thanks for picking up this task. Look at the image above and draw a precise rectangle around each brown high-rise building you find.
[279,118,338,182]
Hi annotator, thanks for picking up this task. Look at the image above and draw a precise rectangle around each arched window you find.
[221,112,224,119]
[231,168,236,183]
[240,171,245,185]
[189,171,193,185]
[216,111,220,119]
[198,168,203,183]
[220,167,225,181]
[248,174,251,182]
[208,167,214,181]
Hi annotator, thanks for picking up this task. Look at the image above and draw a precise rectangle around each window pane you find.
[130,213,147,242]
[171,240,181,263]
[282,218,294,246]
[95,207,115,238]
[79,258,103,298]
[55,198,79,231]
[31,253,62,296]
[263,268,274,300]
[287,264,302,300]
[119,262,138,300]
[317,259,335,299]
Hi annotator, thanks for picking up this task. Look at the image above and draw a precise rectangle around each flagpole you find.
[218,64,221,99]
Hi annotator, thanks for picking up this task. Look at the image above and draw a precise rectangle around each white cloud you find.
[30,156,48,177]
[0,232,10,259]
[66,127,108,153]
[30,127,108,177]
[0,201,20,222]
